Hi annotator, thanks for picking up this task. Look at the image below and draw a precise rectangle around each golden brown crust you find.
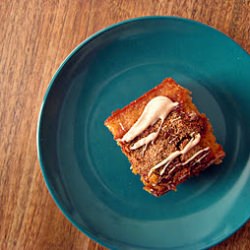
[105,78,225,196]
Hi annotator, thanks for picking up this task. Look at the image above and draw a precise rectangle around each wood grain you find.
[0,0,249,249]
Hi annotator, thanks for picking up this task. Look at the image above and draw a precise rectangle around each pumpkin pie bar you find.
[105,78,225,196]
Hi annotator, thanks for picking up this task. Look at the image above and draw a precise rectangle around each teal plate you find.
[37,17,250,249]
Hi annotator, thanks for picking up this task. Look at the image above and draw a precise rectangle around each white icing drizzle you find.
[169,136,178,144]
[151,147,211,187]
[130,120,164,150]
[131,131,158,150]
[148,133,201,177]
[121,96,178,148]
[119,122,125,131]
[168,165,178,175]
[205,159,215,167]
[182,147,210,166]
[140,144,148,156]
[171,116,181,122]
[190,151,210,167]
[167,147,210,173]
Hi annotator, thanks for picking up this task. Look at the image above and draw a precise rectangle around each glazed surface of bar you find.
[105,78,225,196]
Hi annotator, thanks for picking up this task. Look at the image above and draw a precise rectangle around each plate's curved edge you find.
[36,16,250,250]
[201,218,250,250]
[39,16,250,103]
[36,99,116,249]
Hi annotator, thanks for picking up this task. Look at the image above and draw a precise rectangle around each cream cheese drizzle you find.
[171,116,181,122]
[182,147,209,166]
[130,120,164,151]
[130,131,158,150]
[205,159,215,167]
[148,133,201,176]
[168,147,210,173]
[119,122,125,131]
[121,96,178,149]
[190,150,210,167]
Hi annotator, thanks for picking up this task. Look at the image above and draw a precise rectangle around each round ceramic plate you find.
[37,17,250,250]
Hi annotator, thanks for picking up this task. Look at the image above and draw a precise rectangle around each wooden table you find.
[1,1,249,249]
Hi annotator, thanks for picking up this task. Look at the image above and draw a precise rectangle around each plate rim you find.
[37,16,250,250]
